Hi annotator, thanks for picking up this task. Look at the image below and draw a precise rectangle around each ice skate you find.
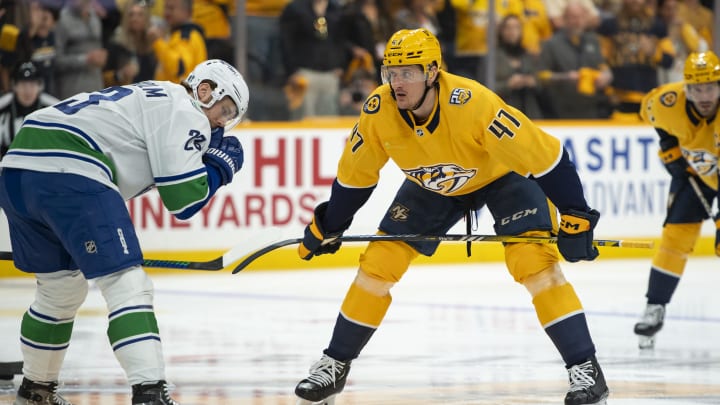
[131,380,180,405]
[295,354,351,405]
[634,304,665,349]
[564,356,609,405]
[13,378,72,405]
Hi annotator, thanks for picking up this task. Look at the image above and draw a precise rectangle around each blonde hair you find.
[112,1,154,54]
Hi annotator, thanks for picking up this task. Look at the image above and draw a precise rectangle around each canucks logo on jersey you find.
[404,163,477,194]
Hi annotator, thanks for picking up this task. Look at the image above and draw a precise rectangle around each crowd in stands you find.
[0,0,715,124]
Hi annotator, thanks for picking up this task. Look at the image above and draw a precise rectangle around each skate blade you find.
[638,335,655,350]
[296,394,337,405]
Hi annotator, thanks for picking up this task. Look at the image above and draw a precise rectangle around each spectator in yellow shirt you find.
[192,0,234,62]
[148,0,207,83]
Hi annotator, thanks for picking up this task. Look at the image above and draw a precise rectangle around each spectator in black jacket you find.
[280,0,350,119]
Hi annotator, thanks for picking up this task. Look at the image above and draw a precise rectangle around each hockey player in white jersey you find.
[0,59,248,405]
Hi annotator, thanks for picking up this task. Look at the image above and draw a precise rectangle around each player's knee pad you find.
[34,270,89,318]
[504,230,559,284]
[358,240,419,285]
[94,265,153,311]
[653,223,702,274]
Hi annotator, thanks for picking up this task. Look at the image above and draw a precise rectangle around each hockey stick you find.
[0,232,284,271]
[688,176,713,218]
[230,234,655,274]
[0,361,22,377]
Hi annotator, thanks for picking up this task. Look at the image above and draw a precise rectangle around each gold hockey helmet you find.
[684,51,720,84]
[382,28,442,80]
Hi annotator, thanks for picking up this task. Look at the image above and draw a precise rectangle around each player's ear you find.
[427,65,439,83]
[196,82,212,103]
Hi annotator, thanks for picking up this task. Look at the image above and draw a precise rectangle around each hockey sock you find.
[19,307,74,382]
[325,313,376,361]
[533,283,595,366]
[96,267,166,385]
[646,268,680,304]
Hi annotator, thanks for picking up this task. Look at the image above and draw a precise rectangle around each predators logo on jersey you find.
[686,149,717,176]
[404,163,477,194]
[449,88,472,105]
[659,91,677,107]
[389,203,410,221]
[363,95,381,114]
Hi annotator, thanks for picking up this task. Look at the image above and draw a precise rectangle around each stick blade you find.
[0,361,22,376]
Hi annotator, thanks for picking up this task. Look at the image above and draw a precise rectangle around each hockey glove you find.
[659,146,693,178]
[298,201,351,260]
[209,127,224,149]
[558,208,600,262]
[203,136,244,186]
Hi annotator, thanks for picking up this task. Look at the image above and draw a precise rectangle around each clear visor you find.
[685,82,720,103]
[381,65,428,85]
[218,99,241,130]
[195,88,241,130]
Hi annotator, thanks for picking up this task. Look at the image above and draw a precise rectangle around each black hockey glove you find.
[203,135,243,186]
[298,201,351,260]
[558,208,600,262]
[659,145,693,178]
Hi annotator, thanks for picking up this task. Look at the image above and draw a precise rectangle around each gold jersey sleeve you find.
[641,82,718,191]
[336,72,564,196]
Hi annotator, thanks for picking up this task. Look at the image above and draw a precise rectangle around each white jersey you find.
[0,81,213,214]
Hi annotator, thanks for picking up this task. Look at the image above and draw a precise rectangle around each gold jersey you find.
[640,82,718,191]
[336,71,564,197]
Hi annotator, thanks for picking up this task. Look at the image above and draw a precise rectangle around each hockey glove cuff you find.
[659,146,694,178]
[298,202,352,260]
[203,136,244,186]
[209,127,225,149]
[558,208,600,262]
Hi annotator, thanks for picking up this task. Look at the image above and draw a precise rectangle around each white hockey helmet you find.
[185,59,249,130]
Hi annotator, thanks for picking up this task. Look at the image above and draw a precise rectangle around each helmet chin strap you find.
[409,80,435,111]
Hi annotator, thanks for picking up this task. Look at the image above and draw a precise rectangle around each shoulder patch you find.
[449,88,472,105]
[659,91,677,107]
[363,94,381,114]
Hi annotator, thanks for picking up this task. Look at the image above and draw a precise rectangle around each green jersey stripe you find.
[10,127,117,181]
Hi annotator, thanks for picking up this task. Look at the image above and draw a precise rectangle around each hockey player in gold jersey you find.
[634,51,720,349]
[293,29,609,405]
